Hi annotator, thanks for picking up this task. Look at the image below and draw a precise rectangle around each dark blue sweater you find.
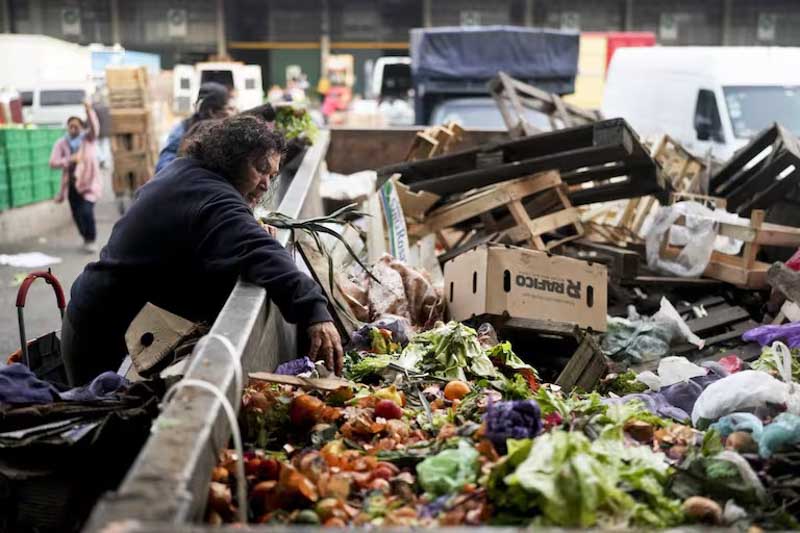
[67,157,332,349]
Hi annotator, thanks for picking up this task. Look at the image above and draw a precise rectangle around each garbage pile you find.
[206,321,800,528]
[204,74,800,528]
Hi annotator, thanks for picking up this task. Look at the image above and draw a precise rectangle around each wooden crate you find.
[113,150,153,194]
[106,66,149,91]
[619,134,709,237]
[488,71,602,137]
[109,88,148,110]
[408,170,584,251]
[405,122,465,162]
[111,133,150,153]
[660,209,800,289]
[110,109,150,135]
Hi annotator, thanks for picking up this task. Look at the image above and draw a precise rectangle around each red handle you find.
[16,271,66,311]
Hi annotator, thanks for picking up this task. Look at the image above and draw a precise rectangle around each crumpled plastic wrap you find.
[743,322,800,349]
[646,201,746,278]
[759,412,800,458]
[601,298,703,363]
[345,254,445,329]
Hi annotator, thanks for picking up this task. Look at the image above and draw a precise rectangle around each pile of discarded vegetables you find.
[206,321,800,529]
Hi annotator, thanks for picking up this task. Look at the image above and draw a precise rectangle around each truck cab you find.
[173,62,263,115]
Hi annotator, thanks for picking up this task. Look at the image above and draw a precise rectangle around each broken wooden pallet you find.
[488,71,602,137]
[404,121,465,162]
[379,118,667,206]
[710,123,800,216]
[619,134,710,238]
[408,171,583,251]
[660,209,800,289]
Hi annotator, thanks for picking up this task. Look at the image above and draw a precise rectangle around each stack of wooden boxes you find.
[107,66,156,197]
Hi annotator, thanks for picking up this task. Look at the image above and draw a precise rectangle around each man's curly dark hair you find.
[184,115,286,187]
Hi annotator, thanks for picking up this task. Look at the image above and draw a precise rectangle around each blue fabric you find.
[60,371,127,402]
[410,26,579,83]
[0,363,59,405]
[154,121,186,175]
[0,364,126,406]
[66,132,85,154]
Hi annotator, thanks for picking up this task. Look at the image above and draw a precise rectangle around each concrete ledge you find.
[0,200,72,244]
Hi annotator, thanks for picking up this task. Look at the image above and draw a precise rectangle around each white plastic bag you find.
[691,370,788,426]
[691,342,800,425]
[636,356,707,392]
[646,202,747,278]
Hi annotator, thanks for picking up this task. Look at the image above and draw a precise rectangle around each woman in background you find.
[155,81,235,174]
[50,101,101,253]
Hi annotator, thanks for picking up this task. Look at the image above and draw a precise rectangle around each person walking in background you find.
[155,82,235,174]
[50,101,102,253]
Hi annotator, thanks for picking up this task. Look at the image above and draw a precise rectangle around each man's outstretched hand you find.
[307,321,344,376]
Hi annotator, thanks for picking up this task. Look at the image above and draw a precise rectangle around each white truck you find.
[0,34,93,126]
[602,46,800,161]
[173,62,263,115]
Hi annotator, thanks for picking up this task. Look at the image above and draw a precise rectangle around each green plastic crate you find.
[32,181,52,202]
[8,163,33,185]
[0,189,9,211]
[30,144,52,162]
[5,146,31,166]
[32,165,53,182]
[0,128,30,149]
[26,128,55,144]
[10,185,34,207]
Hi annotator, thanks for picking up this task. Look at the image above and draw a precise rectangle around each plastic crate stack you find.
[107,66,155,197]
[0,126,62,210]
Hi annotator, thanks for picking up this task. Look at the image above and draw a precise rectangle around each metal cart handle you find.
[16,270,66,367]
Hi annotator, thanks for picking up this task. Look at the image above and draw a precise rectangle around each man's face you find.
[240,152,281,208]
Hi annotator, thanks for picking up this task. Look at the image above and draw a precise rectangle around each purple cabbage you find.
[484,400,543,453]
[275,356,315,376]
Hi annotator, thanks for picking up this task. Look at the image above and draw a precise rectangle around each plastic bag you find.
[646,202,721,277]
[636,356,707,391]
[713,451,769,505]
[416,439,479,496]
[742,323,800,349]
[709,412,764,440]
[715,355,743,375]
[601,298,703,364]
[759,413,800,458]
[691,370,788,427]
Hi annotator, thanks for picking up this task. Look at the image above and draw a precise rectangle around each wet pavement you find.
[0,200,119,358]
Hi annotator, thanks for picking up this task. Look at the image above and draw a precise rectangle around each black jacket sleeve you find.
[192,191,332,325]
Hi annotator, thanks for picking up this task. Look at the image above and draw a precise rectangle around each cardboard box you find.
[443,244,607,331]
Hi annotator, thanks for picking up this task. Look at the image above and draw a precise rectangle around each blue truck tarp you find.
[410,26,579,124]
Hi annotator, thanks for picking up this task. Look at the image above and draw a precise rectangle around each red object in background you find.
[0,92,24,124]
[717,355,744,374]
[322,86,352,117]
[604,32,657,70]
[786,248,800,271]
[581,31,657,73]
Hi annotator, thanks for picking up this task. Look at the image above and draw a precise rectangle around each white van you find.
[602,47,800,161]
[173,62,263,115]
[19,83,91,127]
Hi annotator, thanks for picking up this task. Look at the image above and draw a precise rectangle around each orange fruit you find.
[443,380,470,401]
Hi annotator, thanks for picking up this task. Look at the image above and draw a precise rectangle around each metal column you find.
[524,0,534,26]
[722,0,733,45]
[423,0,432,27]
[110,0,120,45]
[216,0,227,58]
[624,0,634,30]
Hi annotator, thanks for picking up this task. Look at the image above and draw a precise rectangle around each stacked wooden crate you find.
[107,66,155,196]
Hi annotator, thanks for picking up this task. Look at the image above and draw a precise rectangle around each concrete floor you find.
[0,200,119,358]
